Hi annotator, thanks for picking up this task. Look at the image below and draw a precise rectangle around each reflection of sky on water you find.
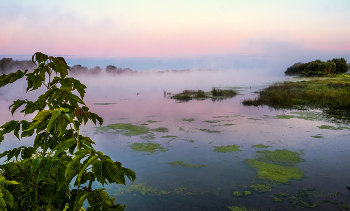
[1,71,350,210]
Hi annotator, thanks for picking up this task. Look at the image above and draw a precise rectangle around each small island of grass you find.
[171,88,238,102]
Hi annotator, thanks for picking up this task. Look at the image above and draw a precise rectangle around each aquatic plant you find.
[97,123,150,136]
[167,161,205,168]
[246,159,304,183]
[251,144,272,148]
[242,78,350,117]
[182,118,195,122]
[150,127,169,132]
[129,142,168,154]
[202,120,222,123]
[211,88,238,97]
[254,149,305,166]
[213,144,241,153]
[232,190,251,197]
[0,53,135,210]
[250,184,272,192]
[199,129,221,133]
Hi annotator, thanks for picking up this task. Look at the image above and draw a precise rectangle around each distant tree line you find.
[0,58,37,73]
[285,58,349,76]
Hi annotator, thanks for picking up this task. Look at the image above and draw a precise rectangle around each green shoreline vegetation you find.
[242,78,350,117]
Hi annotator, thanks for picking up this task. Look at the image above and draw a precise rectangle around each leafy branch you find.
[0,52,135,211]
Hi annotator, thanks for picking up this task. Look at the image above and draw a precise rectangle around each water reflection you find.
[1,71,349,210]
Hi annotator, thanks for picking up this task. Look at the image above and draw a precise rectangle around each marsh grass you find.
[242,78,350,115]
[171,88,238,101]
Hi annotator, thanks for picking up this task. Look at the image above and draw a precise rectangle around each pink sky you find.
[1,0,350,58]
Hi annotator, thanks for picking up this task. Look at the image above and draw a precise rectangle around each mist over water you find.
[1,57,349,210]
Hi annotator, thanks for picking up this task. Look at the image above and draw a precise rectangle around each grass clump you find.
[171,90,207,101]
[213,144,241,153]
[242,78,350,116]
[211,88,238,97]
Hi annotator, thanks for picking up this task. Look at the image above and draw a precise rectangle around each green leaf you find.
[0,184,14,208]
[53,138,76,157]
[74,192,89,211]
[0,120,19,134]
[9,99,26,116]
[26,72,44,92]
[65,149,90,178]
[38,157,54,181]
[47,109,62,132]
[31,158,42,172]
[0,70,26,88]
[77,155,98,185]
[123,167,136,183]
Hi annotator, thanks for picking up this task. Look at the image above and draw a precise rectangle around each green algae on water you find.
[129,142,168,154]
[161,135,178,138]
[250,184,272,192]
[122,183,170,196]
[213,144,241,153]
[187,139,195,143]
[311,135,323,138]
[232,190,251,197]
[174,187,195,195]
[227,206,251,211]
[182,118,195,122]
[213,116,230,118]
[270,192,290,202]
[213,123,235,126]
[199,129,221,133]
[255,149,305,166]
[317,125,350,130]
[276,115,296,119]
[202,120,222,123]
[252,144,272,148]
[248,118,261,120]
[246,159,304,183]
[150,127,169,132]
[167,160,205,168]
[146,120,158,123]
[93,103,116,105]
[96,123,150,136]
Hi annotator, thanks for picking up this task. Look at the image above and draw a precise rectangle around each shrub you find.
[0,52,136,210]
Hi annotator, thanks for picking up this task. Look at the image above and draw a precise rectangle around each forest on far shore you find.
[0,57,195,75]
[285,58,350,76]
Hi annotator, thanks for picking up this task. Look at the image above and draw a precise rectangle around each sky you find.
[1,0,350,60]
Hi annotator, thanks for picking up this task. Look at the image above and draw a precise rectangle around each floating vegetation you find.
[254,149,305,166]
[146,120,158,123]
[167,160,205,168]
[311,135,323,138]
[248,118,261,121]
[211,88,238,97]
[182,118,195,122]
[287,188,318,209]
[276,115,296,119]
[150,127,169,132]
[114,183,170,196]
[290,111,324,121]
[129,142,168,154]
[232,190,251,197]
[199,129,221,133]
[317,125,350,130]
[252,144,272,148]
[227,205,255,211]
[187,139,195,143]
[93,103,116,105]
[174,187,195,195]
[213,116,230,118]
[246,159,304,183]
[250,184,272,193]
[161,135,178,138]
[202,120,222,123]
[96,123,150,136]
[270,192,290,202]
[213,124,235,126]
[213,144,241,153]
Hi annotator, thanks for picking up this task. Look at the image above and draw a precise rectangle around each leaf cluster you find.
[0,52,135,210]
